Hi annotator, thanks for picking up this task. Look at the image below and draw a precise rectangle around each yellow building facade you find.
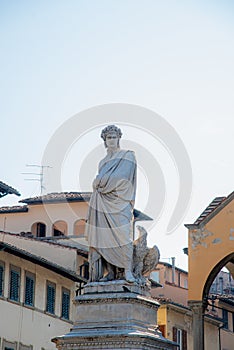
[185,192,234,350]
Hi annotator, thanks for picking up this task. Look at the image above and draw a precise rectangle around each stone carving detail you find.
[133,225,160,285]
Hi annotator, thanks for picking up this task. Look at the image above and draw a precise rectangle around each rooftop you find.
[0,205,28,213]
[193,197,226,226]
[159,261,188,274]
[0,240,87,283]
[1,191,153,221]
[0,180,20,198]
[19,192,91,204]
[185,191,234,228]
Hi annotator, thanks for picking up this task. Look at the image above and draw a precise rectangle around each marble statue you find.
[85,125,137,283]
[133,226,160,285]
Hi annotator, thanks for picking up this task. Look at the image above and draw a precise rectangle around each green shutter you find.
[10,269,20,302]
[61,290,70,319]
[46,283,55,314]
[25,275,35,306]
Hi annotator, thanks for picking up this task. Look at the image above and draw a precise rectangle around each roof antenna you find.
[22,164,52,195]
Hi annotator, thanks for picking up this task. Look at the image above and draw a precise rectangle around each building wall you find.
[203,320,220,350]
[0,201,89,237]
[0,251,76,350]
[0,232,82,272]
[218,300,234,350]
[157,304,220,350]
[188,199,234,301]
[221,329,234,350]
[210,269,234,295]
[151,263,188,306]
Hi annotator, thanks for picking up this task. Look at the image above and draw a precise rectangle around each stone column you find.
[188,300,204,350]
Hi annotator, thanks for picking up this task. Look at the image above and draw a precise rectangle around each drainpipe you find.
[218,324,223,350]
[171,257,175,284]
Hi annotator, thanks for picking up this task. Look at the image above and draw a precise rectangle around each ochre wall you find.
[188,199,234,301]
[157,304,219,350]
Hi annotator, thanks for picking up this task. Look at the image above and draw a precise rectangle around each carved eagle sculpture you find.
[133,225,160,281]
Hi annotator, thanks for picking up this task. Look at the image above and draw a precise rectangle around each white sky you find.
[1,0,234,270]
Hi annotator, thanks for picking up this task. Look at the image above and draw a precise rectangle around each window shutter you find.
[182,330,187,350]
[10,269,20,301]
[0,265,4,296]
[61,289,70,320]
[158,324,166,337]
[25,275,35,306]
[46,283,55,314]
[172,327,177,342]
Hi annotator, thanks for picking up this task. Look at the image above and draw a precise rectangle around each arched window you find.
[52,220,67,237]
[74,219,86,236]
[31,222,46,238]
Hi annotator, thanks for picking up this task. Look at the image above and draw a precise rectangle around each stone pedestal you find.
[52,281,177,350]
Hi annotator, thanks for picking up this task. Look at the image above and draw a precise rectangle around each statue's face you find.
[105,132,119,150]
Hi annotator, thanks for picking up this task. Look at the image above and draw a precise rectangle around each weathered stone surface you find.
[53,283,177,349]
[53,334,177,350]
[83,279,151,296]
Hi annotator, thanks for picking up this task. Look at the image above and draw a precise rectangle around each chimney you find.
[171,257,176,284]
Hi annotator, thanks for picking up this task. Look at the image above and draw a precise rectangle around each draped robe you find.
[85,149,137,277]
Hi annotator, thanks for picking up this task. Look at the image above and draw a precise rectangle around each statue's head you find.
[101,125,122,148]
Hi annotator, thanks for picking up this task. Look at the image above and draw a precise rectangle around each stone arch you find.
[31,222,46,237]
[186,192,234,350]
[52,220,67,237]
[203,252,234,304]
[74,219,86,236]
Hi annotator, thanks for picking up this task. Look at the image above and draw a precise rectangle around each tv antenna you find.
[22,164,52,194]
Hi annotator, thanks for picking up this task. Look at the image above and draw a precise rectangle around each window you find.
[46,281,56,314]
[2,339,17,350]
[53,220,67,237]
[9,266,20,302]
[61,288,70,320]
[24,272,35,307]
[31,222,46,237]
[178,273,181,287]
[150,271,160,283]
[177,329,183,349]
[184,279,188,289]
[222,309,229,330]
[173,327,187,350]
[19,343,33,350]
[80,261,89,280]
[0,261,4,296]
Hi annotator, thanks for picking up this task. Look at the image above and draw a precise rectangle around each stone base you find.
[52,281,177,350]
[83,279,151,296]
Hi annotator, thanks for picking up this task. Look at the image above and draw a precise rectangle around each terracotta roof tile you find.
[0,241,87,283]
[19,192,91,204]
[0,180,20,197]
[0,205,28,213]
[0,191,152,223]
[193,196,226,225]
